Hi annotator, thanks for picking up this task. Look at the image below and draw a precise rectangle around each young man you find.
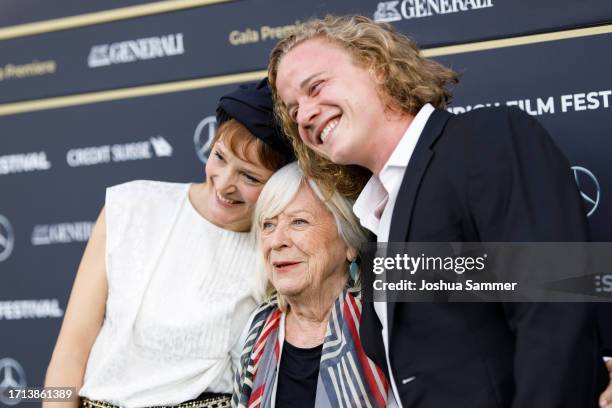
[268,15,605,408]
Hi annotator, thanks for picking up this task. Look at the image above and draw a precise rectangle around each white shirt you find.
[353,103,435,407]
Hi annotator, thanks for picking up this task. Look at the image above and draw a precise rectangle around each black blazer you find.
[360,107,603,407]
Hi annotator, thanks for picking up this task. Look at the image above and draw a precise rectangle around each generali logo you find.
[374,0,493,22]
[88,33,185,68]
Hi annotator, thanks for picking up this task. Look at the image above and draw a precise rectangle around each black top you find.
[275,341,323,408]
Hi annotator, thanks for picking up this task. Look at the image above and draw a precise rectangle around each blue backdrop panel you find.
[1,0,611,103]
[1,0,611,35]
[373,0,612,46]
[0,0,159,28]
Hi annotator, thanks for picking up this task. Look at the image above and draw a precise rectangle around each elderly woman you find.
[233,162,388,408]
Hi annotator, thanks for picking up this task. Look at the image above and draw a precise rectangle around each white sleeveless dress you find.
[79,180,260,407]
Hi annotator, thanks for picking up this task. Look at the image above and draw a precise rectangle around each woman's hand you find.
[43,208,109,408]
[600,359,612,408]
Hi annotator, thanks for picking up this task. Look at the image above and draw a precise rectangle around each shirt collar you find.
[353,174,388,232]
[353,103,435,233]
[382,103,435,171]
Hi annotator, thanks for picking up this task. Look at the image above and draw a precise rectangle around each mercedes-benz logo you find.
[193,116,217,164]
[0,215,15,262]
[572,166,600,217]
[0,358,27,406]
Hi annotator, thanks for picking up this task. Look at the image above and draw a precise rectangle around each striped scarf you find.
[232,289,388,408]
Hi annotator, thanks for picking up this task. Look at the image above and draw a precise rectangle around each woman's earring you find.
[349,259,359,282]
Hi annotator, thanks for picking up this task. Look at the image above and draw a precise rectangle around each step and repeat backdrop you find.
[0,0,610,403]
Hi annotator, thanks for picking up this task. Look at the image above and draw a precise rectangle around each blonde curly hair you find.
[268,14,458,198]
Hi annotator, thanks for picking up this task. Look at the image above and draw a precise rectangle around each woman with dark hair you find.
[44,79,294,408]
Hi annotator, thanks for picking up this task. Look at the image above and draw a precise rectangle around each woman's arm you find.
[43,208,109,408]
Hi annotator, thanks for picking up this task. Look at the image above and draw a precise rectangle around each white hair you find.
[253,162,367,307]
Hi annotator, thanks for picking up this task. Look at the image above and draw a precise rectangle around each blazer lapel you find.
[386,108,453,334]
[359,231,390,372]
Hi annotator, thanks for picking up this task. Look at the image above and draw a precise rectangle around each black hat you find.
[216,78,295,162]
